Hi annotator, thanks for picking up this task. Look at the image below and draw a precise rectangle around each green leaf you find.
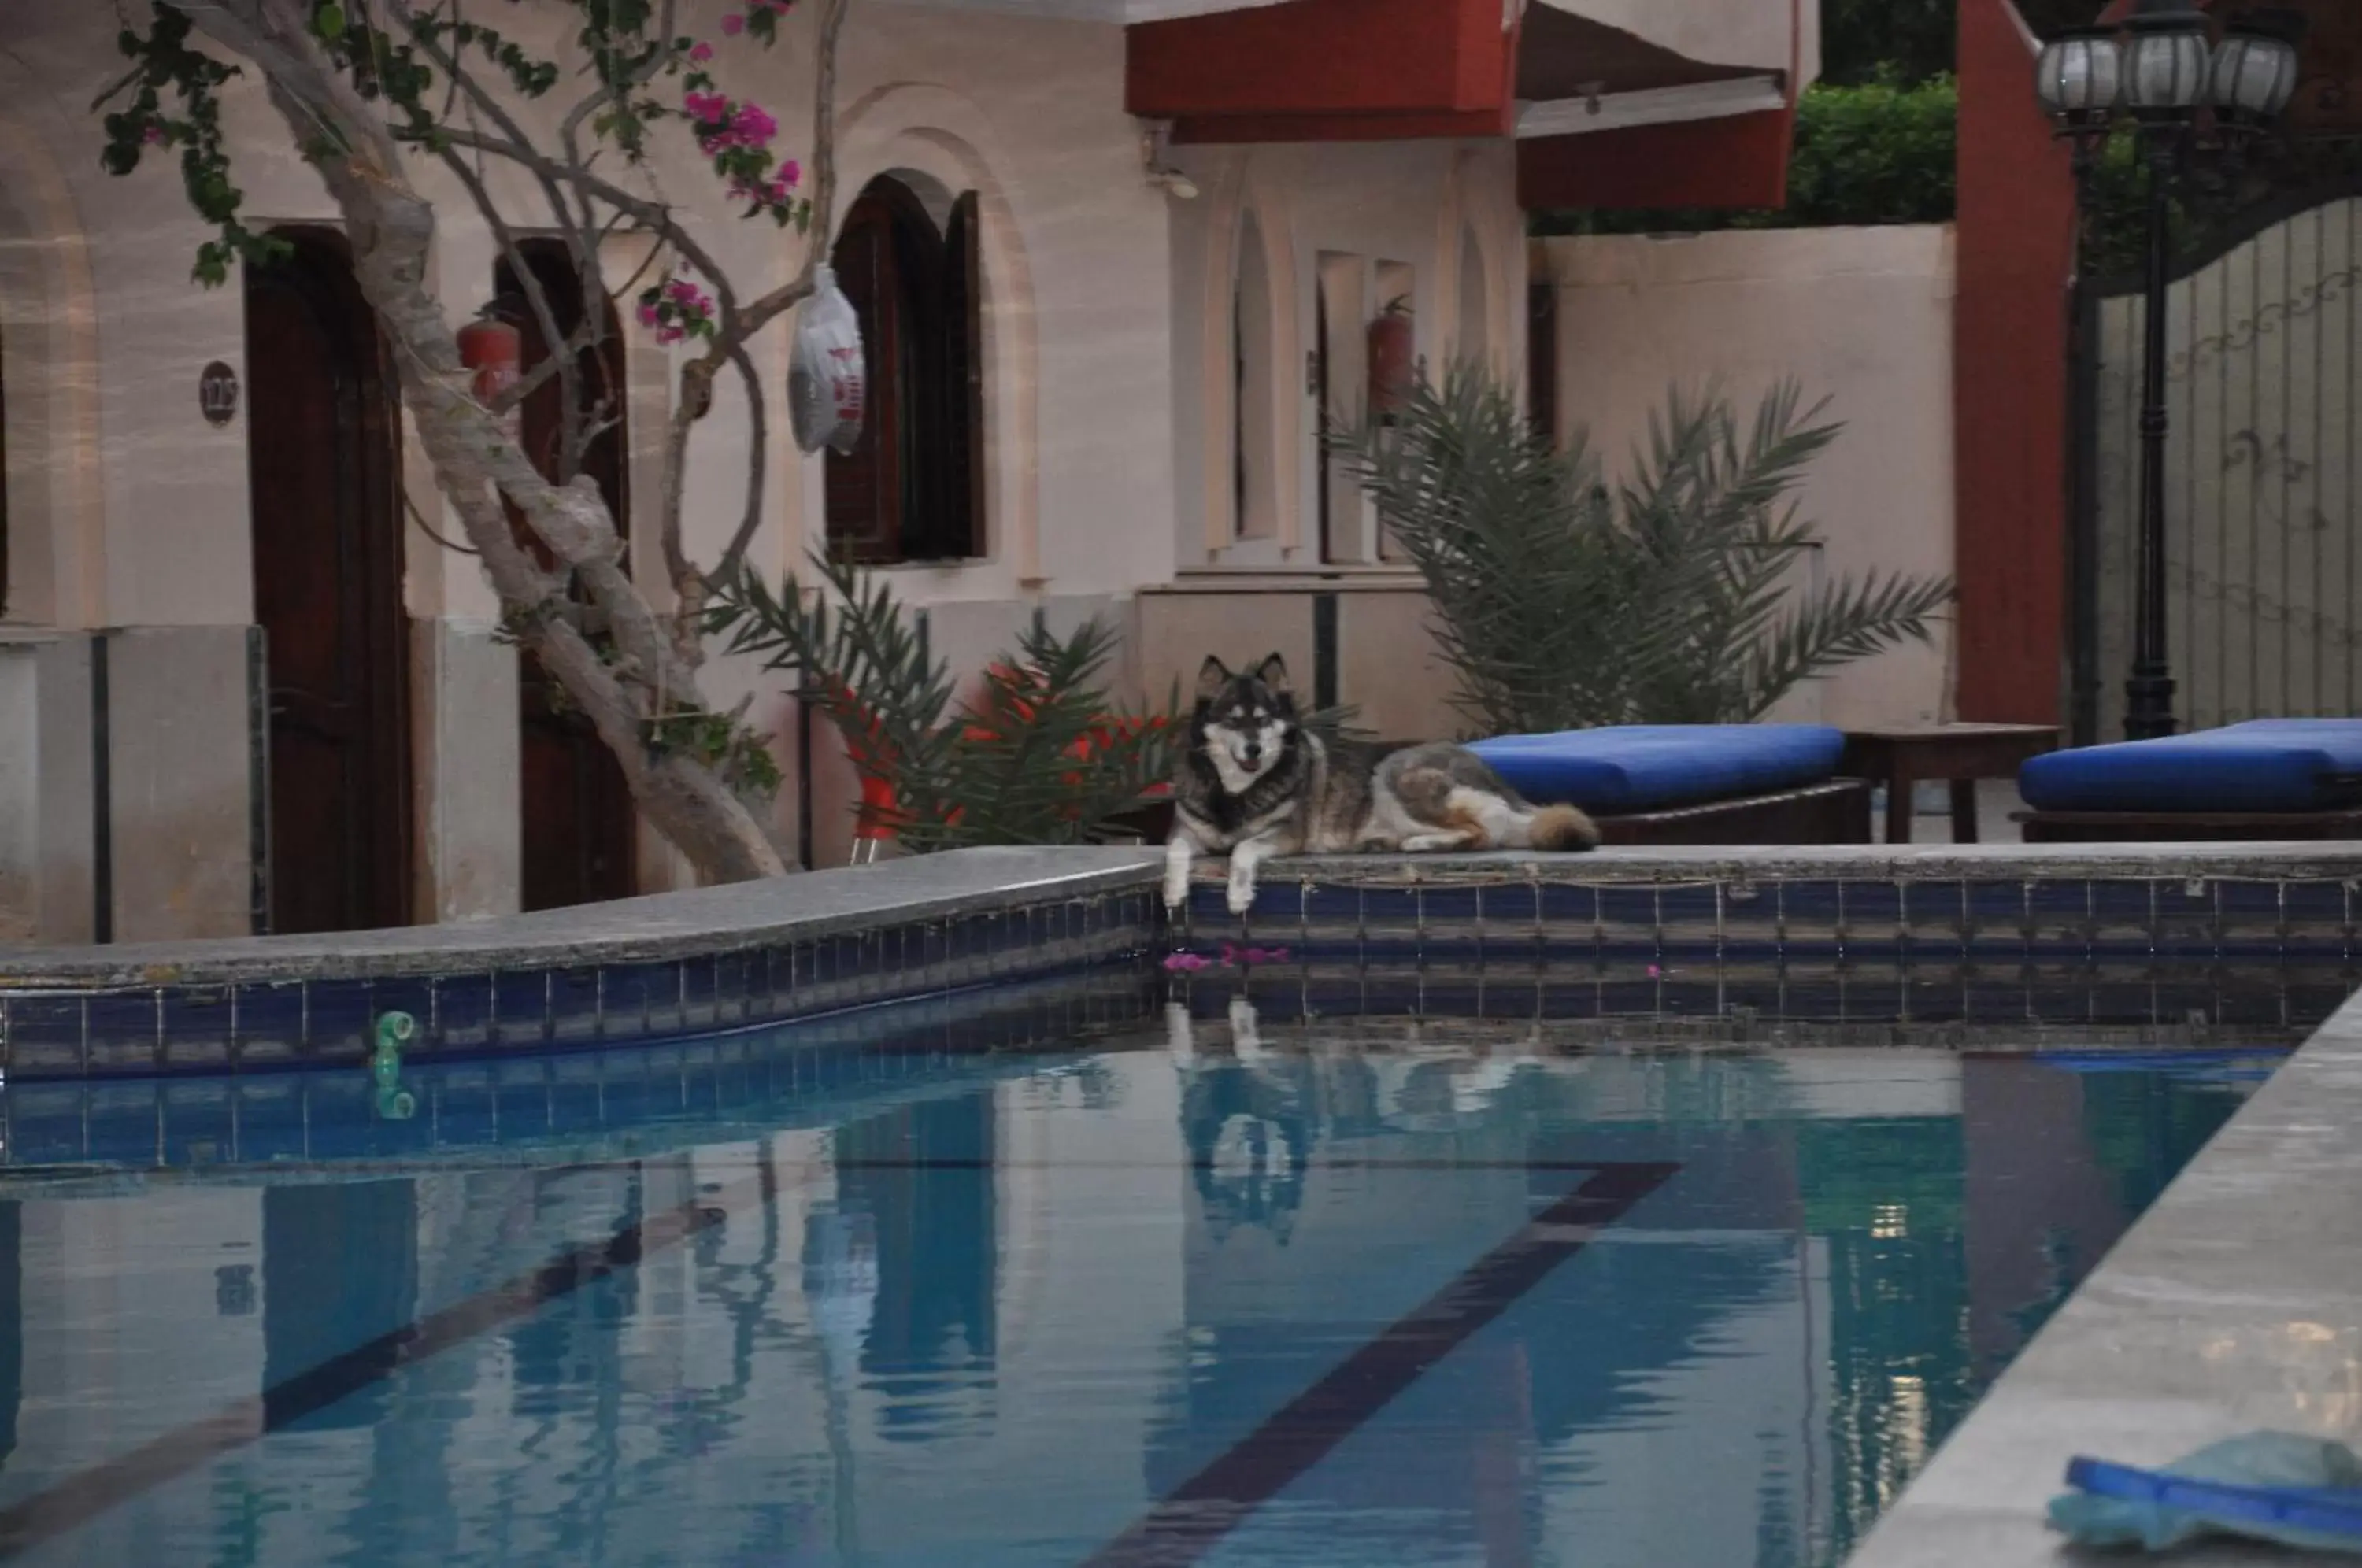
[314,3,346,39]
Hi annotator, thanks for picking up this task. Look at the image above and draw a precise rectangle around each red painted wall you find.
[1127,0,1515,125]
[1516,111,1794,211]
[1952,0,2079,723]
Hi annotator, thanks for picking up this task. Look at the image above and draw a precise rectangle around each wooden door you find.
[496,242,638,911]
[245,228,412,935]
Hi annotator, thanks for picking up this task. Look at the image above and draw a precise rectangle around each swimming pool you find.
[0,1000,2271,1568]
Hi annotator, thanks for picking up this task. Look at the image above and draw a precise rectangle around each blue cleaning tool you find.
[2053,1433,2362,1554]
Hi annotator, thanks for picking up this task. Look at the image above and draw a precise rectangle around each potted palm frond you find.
[1331,361,1952,734]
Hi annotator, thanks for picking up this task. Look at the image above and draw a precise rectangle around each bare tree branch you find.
[658,0,851,621]
[713,344,770,580]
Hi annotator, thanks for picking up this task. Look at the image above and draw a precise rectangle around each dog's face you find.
[1193,653,1297,793]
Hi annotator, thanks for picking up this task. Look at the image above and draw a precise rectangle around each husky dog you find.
[1165,653,1600,915]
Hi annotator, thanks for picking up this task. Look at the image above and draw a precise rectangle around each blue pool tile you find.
[303,979,379,1059]
[679,955,721,1031]
[546,967,604,1043]
[2023,963,2100,1025]
[1478,881,1542,938]
[1596,886,1660,956]
[434,971,497,1051]
[162,987,236,1072]
[1721,883,1778,946]
[1360,886,1421,936]
[161,1080,236,1166]
[485,969,552,1047]
[85,992,161,1071]
[1901,881,1968,954]
[1421,886,1481,927]
[1962,965,2036,1023]
[1896,963,1953,1019]
[1301,883,1363,934]
[1658,886,1720,950]
[2090,881,2160,955]
[86,1083,161,1159]
[2282,881,2350,954]
[2153,880,2219,956]
[1537,881,1597,934]
[2027,881,2094,952]
[2217,882,2288,955]
[1964,881,2031,955]
[599,961,676,1037]
[1840,882,1904,949]
[1778,881,1842,950]
[7,1085,91,1163]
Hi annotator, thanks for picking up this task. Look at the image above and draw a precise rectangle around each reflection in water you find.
[0,1023,2268,1568]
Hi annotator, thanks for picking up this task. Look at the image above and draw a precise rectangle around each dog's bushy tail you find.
[1527,803,1601,852]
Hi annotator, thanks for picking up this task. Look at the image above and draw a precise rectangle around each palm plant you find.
[710,554,1179,852]
[1334,362,1952,734]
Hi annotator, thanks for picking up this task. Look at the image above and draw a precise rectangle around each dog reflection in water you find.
[1168,997,1309,1241]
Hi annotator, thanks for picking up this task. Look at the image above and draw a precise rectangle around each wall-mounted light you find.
[1141,121,1199,201]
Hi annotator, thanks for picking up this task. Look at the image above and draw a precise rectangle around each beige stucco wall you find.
[0,0,1543,904]
[1534,225,1960,729]
[0,0,1901,917]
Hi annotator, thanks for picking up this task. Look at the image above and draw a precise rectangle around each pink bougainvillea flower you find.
[142,123,166,145]
[720,12,745,33]
[689,41,714,61]
[777,157,802,187]
[1161,952,1211,972]
[732,104,777,145]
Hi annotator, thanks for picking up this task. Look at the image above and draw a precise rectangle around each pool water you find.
[0,1004,2273,1568]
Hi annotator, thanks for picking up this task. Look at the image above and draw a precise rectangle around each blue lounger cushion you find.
[1465,724,1846,815]
[2018,719,2362,814]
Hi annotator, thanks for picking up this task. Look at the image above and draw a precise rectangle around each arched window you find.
[1231,210,1277,542]
[826,175,984,564]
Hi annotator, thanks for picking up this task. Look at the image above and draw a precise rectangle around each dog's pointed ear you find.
[1194,656,1230,701]
[1255,653,1292,697]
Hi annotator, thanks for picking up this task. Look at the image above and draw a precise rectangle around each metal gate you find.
[2073,181,2362,741]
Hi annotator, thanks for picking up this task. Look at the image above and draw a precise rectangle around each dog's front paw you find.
[1225,873,1256,917]
[1164,871,1190,911]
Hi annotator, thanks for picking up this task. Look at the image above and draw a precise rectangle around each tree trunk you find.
[189,0,793,886]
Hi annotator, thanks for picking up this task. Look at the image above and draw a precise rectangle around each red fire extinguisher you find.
[1368,295,1415,419]
[457,308,524,442]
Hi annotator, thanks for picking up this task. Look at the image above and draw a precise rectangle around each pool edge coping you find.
[13,839,2362,993]
[1839,967,2362,1566]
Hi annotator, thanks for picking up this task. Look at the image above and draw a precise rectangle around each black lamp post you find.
[2036,2,2305,740]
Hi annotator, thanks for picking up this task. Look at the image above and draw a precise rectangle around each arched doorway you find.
[244,227,413,935]
[495,239,638,912]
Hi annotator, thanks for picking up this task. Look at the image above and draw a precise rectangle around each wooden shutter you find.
[1527,279,1557,449]
[937,191,985,560]
[824,192,905,561]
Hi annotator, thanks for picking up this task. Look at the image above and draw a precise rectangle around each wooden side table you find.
[1838,723,2060,845]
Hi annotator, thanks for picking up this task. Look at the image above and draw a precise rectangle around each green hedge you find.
[1530,76,1957,237]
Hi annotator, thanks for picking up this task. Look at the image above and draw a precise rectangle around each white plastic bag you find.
[789,264,867,456]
